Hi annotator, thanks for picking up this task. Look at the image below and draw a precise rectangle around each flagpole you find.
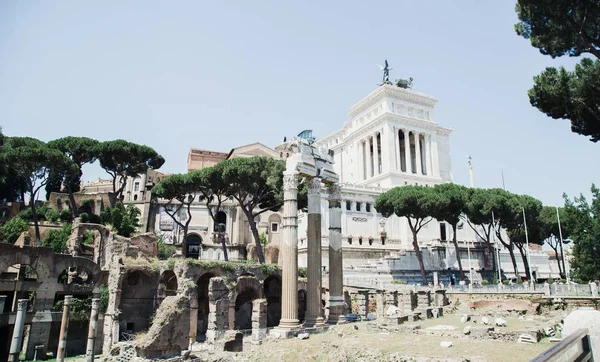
[522,207,533,281]
[555,206,569,282]
[492,211,501,283]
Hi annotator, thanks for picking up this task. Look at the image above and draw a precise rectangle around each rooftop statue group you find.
[379,59,413,89]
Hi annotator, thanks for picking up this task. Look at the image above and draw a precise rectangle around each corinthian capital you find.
[327,184,341,201]
[283,172,299,190]
[307,177,322,195]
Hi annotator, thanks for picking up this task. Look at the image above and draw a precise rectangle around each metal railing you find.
[531,328,592,362]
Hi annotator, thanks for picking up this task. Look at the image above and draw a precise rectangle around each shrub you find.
[79,212,90,223]
[481,280,489,286]
[101,203,140,237]
[54,297,92,321]
[82,230,95,245]
[157,234,176,260]
[44,209,60,223]
[0,217,29,244]
[59,209,72,222]
[41,223,71,253]
[298,267,307,278]
[259,232,268,246]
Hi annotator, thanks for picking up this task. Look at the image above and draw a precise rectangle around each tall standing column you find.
[358,140,365,180]
[404,130,411,173]
[327,184,345,324]
[277,172,301,331]
[415,132,423,175]
[305,177,324,327]
[86,298,100,362]
[8,299,28,362]
[393,128,400,171]
[371,135,378,176]
[425,134,432,176]
[56,295,72,362]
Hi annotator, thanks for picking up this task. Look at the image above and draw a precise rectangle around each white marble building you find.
[295,84,480,269]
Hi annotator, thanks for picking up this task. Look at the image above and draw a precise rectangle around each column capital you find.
[307,177,322,195]
[283,172,299,190]
[16,299,28,311]
[63,295,73,306]
[327,184,342,201]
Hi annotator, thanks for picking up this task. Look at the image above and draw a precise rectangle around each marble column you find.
[362,140,367,180]
[85,298,100,362]
[8,299,28,362]
[357,141,363,181]
[404,130,411,173]
[415,132,423,175]
[425,134,432,176]
[56,295,73,362]
[327,184,345,324]
[305,177,324,327]
[381,125,391,173]
[277,171,301,330]
[393,127,400,171]
[371,135,378,176]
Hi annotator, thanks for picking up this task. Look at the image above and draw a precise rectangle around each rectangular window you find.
[440,223,447,241]
[271,223,279,233]
[346,201,351,211]
[356,202,361,211]
[365,203,371,212]
[134,182,140,191]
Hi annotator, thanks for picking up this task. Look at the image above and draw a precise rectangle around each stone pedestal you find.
[376,290,385,319]
[327,184,345,324]
[206,278,230,343]
[305,177,324,327]
[590,282,598,298]
[251,299,267,342]
[277,172,301,331]
[357,291,370,317]
[402,291,416,314]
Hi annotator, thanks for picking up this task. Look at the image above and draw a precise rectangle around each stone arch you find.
[297,289,307,323]
[185,233,202,259]
[159,270,178,296]
[53,254,103,284]
[246,244,259,262]
[196,272,215,339]
[57,266,92,284]
[264,245,279,265]
[119,270,156,335]
[263,275,282,327]
[1,264,39,282]
[234,276,261,330]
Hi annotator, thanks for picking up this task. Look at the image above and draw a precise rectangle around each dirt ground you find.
[194,320,552,362]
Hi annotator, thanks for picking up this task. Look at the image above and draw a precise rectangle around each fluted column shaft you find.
[425,134,432,176]
[404,130,411,173]
[305,177,324,327]
[415,132,423,175]
[57,295,73,362]
[371,135,378,176]
[327,184,345,324]
[277,172,301,330]
[8,299,28,362]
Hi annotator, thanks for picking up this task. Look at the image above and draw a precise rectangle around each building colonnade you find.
[357,126,437,180]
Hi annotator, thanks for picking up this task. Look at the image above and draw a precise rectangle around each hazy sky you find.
[1,1,598,206]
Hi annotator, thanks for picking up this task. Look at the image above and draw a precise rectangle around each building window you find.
[358,237,363,245]
[271,223,279,233]
[365,203,371,212]
[133,194,138,201]
[381,236,386,245]
[348,237,352,245]
[368,238,373,246]
[346,201,351,211]
[356,202,361,212]
[440,223,447,241]
[134,182,140,191]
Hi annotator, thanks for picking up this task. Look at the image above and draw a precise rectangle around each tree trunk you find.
[507,246,519,281]
[219,232,229,261]
[66,178,78,218]
[249,221,265,263]
[488,242,498,282]
[517,245,531,281]
[412,230,427,284]
[558,239,567,279]
[550,244,562,277]
[181,227,188,258]
[451,224,464,280]
[29,187,41,244]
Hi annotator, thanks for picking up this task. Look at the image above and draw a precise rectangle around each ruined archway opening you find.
[119,270,155,338]
[263,275,282,327]
[1,264,38,282]
[234,288,258,331]
[57,267,91,284]
[196,273,215,340]
[159,270,178,297]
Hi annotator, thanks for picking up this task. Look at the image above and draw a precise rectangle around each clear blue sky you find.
[1,1,598,206]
